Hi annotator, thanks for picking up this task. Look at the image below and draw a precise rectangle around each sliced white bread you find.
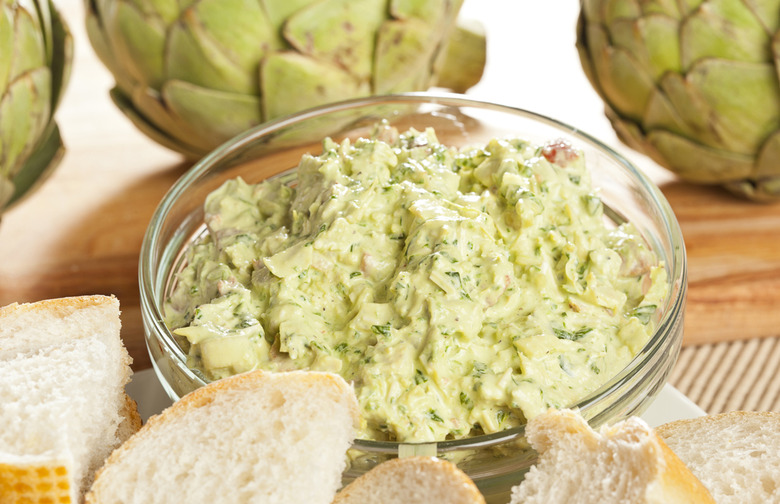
[332,456,486,504]
[0,295,137,504]
[509,409,715,504]
[656,411,780,504]
[86,369,359,504]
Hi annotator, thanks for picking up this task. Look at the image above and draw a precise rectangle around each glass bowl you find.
[139,93,686,503]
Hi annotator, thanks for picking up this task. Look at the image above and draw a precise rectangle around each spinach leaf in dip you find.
[164,127,668,443]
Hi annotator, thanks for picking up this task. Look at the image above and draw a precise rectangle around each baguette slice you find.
[86,369,359,504]
[0,295,136,504]
[332,456,486,504]
[657,411,780,504]
[509,409,715,504]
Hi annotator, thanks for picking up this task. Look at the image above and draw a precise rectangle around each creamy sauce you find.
[165,127,667,443]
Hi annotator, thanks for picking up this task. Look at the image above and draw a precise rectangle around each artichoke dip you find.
[165,127,668,443]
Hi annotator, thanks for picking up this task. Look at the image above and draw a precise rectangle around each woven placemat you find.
[668,336,780,414]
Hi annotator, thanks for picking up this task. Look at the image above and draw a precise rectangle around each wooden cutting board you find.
[1,0,779,371]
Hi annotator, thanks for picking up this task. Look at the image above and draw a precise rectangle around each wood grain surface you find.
[1,1,778,371]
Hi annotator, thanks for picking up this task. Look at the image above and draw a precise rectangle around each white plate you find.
[127,368,705,427]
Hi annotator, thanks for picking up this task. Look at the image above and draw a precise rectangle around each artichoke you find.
[577,0,780,201]
[1,0,72,212]
[85,0,486,159]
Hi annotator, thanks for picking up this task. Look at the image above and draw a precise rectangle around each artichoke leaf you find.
[434,18,486,92]
[33,0,53,64]
[166,0,274,95]
[373,17,439,94]
[125,0,181,25]
[584,22,657,121]
[587,0,641,24]
[657,71,724,149]
[390,0,446,22]
[117,85,214,157]
[163,79,263,151]
[724,177,780,201]
[606,108,667,165]
[109,86,204,159]
[260,51,369,121]
[261,0,318,30]
[0,67,51,178]
[6,121,64,209]
[48,1,71,112]
[110,0,166,90]
[85,8,130,88]
[643,85,697,138]
[648,129,754,181]
[636,0,682,17]
[0,176,12,210]
[679,0,771,68]
[283,0,386,80]
[688,59,780,155]
[607,14,681,80]
[742,0,780,34]
[576,15,599,93]
[188,0,277,73]
[755,129,780,179]
[0,5,13,91]
[11,3,47,77]
[771,29,780,87]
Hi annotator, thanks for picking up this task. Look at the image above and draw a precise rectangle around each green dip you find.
[165,126,668,443]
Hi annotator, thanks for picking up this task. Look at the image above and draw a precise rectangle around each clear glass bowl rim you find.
[139,91,687,453]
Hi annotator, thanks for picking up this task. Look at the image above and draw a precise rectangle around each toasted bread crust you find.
[656,410,780,438]
[332,456,486,504]
[0,295,119,319]
[118,393,143,440]
[86,370,359,504]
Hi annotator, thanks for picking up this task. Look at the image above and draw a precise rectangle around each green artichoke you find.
[1,0,72,211]
[85,0,486,159]
[577,0,780,201]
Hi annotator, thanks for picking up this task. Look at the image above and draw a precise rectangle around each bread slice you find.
[332,456,486,504]
[0,295,136,504]
[656,411,780,504]
[509,409,715,504]
[86,369,359,504]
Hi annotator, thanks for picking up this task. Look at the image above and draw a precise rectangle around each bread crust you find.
[332,456,486,504]
[86,369,359,504]
[656,410,780,438]
[0,294,120,319]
